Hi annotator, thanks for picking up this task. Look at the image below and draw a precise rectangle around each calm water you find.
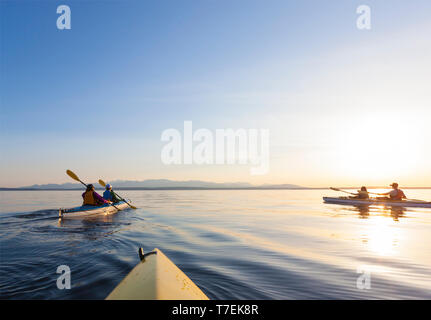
[0,189,430,299]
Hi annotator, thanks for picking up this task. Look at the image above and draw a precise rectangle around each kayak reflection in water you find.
[350,186,370,199]
[82,184,112,206]
[377,182,406,201]
[103,184,121,204]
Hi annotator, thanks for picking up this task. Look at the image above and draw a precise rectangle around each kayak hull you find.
[59,201,129,219]
[106,248,209,300]
[323,197,431,208]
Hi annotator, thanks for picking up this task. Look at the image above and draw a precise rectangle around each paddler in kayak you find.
[103,184,121,204]
[82,184,112,206]
[378,183,406,201]
[350,186,370,199]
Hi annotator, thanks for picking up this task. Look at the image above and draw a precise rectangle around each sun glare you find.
[330,113,423,183]
[363,217,401,256]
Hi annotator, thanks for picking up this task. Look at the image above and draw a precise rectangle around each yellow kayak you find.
[106,248,209,300]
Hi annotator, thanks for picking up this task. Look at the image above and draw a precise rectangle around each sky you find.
[1,0,430,188]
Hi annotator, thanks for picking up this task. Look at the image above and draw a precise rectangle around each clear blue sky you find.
[1,0,430,187]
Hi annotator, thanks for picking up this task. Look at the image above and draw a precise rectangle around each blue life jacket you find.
[103,189,112,201]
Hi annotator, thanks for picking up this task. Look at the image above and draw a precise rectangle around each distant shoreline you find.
[1,187,430,191]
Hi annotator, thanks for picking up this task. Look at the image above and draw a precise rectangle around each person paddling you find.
[82,184,111,206]
[103,184,121,204]
[379,183,406,201]
[350,186,370,199]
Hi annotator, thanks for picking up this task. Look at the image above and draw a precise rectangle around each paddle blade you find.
[98,179,106,187]
[66,170,80,182]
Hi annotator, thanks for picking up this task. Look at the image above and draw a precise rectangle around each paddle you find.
[330,187,427,202]
[331,186,397,196]
[66,169,87,187]
[98,179,137,209]
[66,170,120,210]
[330,187,358,196]
[403,198,428,203]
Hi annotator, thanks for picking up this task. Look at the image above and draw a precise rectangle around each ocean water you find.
[0,189,430,300]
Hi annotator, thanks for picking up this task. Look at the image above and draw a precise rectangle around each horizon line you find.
[1,186,430,191]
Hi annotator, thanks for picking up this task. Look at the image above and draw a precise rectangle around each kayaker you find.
[103,184,121,204]
[379,183,406,201]
[82,184,111,206]
[351,186,369,199]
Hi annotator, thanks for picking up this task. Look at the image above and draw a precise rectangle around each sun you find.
[329,112,423,184]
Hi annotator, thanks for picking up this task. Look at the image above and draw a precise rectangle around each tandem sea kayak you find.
[59,200,130,219]
[323,197,431,208]
[106,248,209,300]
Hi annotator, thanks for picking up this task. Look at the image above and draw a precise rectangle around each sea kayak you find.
[323,197,431,208]
[59,201,130,219]
[106,248,209,300]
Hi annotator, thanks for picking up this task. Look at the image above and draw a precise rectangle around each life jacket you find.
[83,191,97,205]
[391,189,406,201]
[358,191,369,199]
[103,190,112,201]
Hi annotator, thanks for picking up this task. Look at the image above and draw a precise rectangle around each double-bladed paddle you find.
[330,186,426,202]
[330,187,358,195]
[66,170,120,210]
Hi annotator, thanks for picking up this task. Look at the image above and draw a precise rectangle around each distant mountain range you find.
[8,179,306,190]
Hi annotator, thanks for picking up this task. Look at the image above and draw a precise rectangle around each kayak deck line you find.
[106,248,209,300]
[323,197,431,208]
[59,200,130,219]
